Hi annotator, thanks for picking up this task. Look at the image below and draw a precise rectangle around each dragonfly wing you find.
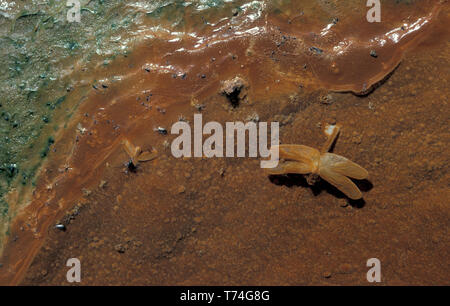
[319,166,363,199]
[272,145,320,164]
[123,139,136,159]
[266,161,314,175]
[138,150,158,162]
[320,153,368,180]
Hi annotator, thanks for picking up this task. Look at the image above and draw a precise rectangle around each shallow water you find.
[0,0,270,250]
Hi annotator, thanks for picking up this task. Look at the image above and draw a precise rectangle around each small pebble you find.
[309,46,323,54]
[339,199,349,207]
[114,244,126,253]
[156,127,168,135]
[177,185,186,194]
[55,224,66,231]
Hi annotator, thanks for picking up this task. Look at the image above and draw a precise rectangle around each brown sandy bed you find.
[21,36,450,285]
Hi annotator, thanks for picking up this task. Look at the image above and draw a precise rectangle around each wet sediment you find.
[0,0,448,285]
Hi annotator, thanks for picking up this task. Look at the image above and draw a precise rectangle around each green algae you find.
[0,0,259,193]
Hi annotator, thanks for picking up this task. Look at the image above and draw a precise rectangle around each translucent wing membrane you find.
[266,161,314,175]
[274,145,321,164]
[320,153,368,180]
[123,139,140,159]
[267,133,369,199]
[319,166,363,200]
[137,150,158,162]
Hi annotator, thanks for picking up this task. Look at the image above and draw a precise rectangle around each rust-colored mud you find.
[0,0,449,285]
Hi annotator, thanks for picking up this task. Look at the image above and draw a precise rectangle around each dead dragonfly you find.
[266,124,369,200]
[122,139,158,171]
